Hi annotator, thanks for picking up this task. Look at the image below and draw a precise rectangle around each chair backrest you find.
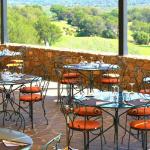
[28,64,50,98]
[41,133,62,150]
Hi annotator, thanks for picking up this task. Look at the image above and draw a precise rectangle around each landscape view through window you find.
[7,0,150,56]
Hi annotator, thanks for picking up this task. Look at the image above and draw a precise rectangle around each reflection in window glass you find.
[7,0,118,54]
[128,0,150,56]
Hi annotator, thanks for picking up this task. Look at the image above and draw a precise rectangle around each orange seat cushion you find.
[130,120,150,130]
[69,119,101,131]
[63,73,80,78]
[10,59,23,63]
[74,107,102,116]
[19,94,42,102]
[127,107,150,116]
[101,78,120,84]
[20,86,41,93]
[140,89,150,94]
[60,78,80,84]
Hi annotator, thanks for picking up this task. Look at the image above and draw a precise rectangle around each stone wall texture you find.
[0,44,150,91]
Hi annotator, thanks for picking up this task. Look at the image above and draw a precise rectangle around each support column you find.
[118,0,128,55]
[1,0,7,44]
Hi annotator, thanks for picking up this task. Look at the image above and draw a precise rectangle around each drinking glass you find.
[129,82,135,94]
[99,56,104,64]
[90,57,94,65]
[80,56,84,64]
[111,85,119,103]
[18,64,23,74]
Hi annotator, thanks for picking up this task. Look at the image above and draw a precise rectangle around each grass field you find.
[52,21,150,56]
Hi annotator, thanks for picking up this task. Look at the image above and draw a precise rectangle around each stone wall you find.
[0,44,149,91]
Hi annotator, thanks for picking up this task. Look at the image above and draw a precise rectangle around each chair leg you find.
[101,116,106,144]
[121,114,128,144]
[83,132,87,150]
[87,132,89,149]
[57,82,60,103]
[42,100,48,125]
[100,128,103,150]
[142,131,148,150]
[29,102,33,128]
[128,127,131,150]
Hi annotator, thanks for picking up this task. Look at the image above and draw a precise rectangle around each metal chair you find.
[18,64,50,128]
[55,67,82,104]
[41,133,62,150]
[97,57,127,91]
[60,96,103,150]
[121,67,150,144]
[54,56,81,103]
[6,47,27,73]
[128,101,150,150]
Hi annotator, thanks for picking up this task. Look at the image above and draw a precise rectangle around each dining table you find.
[74,89,150,150]
[0,127,33,150]
[0,70,41,130]
[64,62,119,93]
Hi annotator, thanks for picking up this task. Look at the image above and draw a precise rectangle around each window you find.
[7,0,118,54]
[127,1,150,56]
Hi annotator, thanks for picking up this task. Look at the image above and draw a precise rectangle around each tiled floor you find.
[0,82,148,150]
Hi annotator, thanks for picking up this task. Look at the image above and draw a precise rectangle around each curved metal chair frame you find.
[41,133,62,150]
[60,96,103,150]
[18,64,50,128]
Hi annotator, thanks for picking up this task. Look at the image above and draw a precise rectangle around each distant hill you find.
[8,0,150,7]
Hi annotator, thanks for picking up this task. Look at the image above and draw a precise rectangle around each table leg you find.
[0,85,25,130]
[114,108,119,150]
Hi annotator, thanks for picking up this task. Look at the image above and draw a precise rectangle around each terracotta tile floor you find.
[0,82,148,150]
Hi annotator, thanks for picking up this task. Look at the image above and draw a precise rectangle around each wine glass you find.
[99,56,104,64]
[80,56,84,64]
[129,82,135,94]
[18,63,23,74]
[111,85,119,103]
[90,57,94,65]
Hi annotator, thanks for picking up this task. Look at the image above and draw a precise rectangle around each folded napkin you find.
[2,139,28,147]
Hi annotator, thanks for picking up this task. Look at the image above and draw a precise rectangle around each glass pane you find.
[7,1,118,54]
[128,0,150,56]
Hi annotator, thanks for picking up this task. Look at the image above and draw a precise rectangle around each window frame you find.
[0,0,128,55]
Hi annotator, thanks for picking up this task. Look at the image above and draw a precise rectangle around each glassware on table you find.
[129,82,135,94]
[18,64,23,74]
[90,57,94,65]
[80,56,84,65]
[111,85,119,103]
[99,56,104,64]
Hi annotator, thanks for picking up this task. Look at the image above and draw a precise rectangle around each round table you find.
[64,63,119,92]
[0,72,41,130]
[0,127,32,149]
[74,89,150,150]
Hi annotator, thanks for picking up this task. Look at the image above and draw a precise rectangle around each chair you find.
[128,103,150,150]
[41,133,62,150]
[18,64,50,128]
[60,96,103,150]
[54,56,81,103]
[6,47,26,73]
[96,57,127,91]
[122,67,150,143]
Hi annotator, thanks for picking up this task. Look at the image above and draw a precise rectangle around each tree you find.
[8,7,39,44]
[77,16,105,36]
[35,15,62,46]
[50,5,70,20]
[102,29,117,39]
[132,31,149,45]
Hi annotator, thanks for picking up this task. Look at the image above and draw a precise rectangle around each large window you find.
[7,0,119,54]
[127,1,150,56]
